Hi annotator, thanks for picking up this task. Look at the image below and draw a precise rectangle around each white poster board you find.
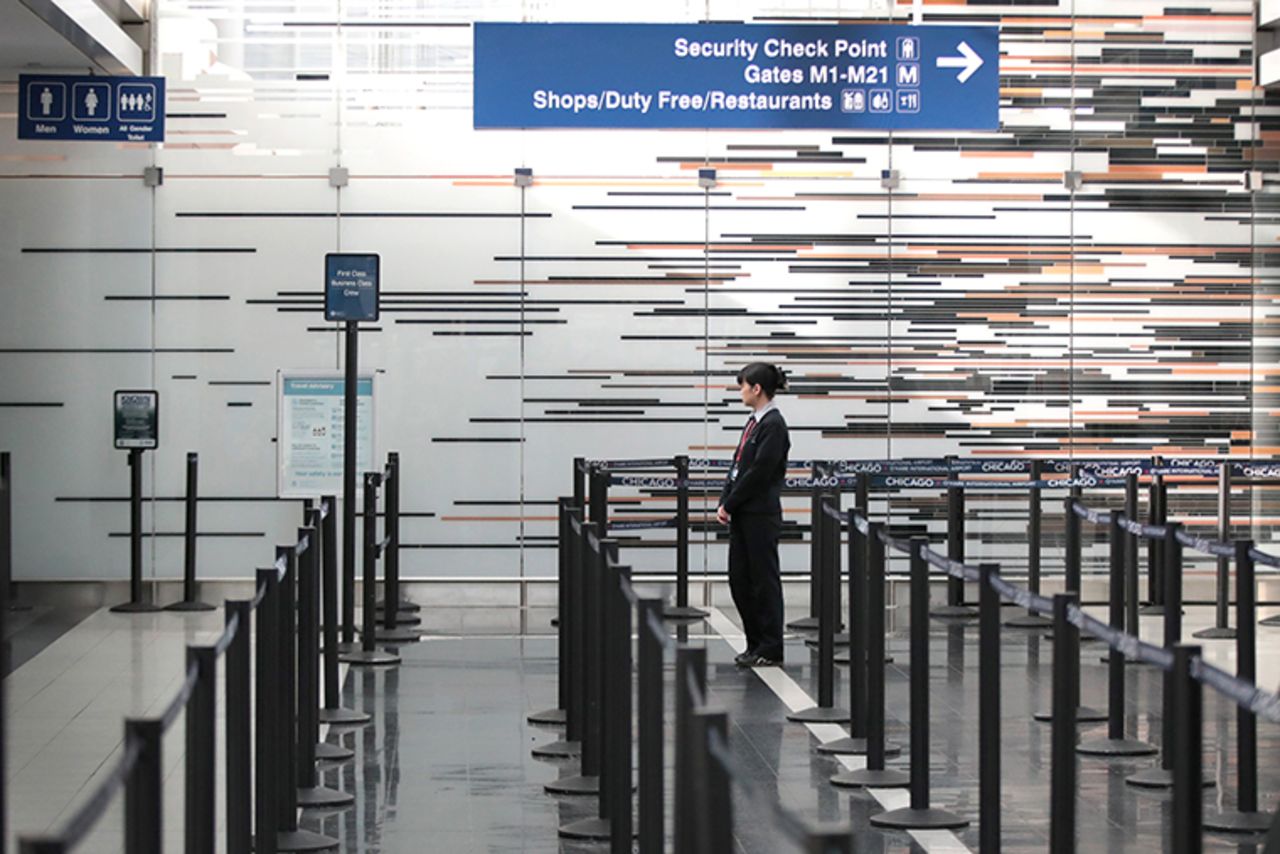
[277,371,377,498]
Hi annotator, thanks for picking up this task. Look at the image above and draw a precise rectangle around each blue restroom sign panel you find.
[18,74,165,142]
[474,23,998,130]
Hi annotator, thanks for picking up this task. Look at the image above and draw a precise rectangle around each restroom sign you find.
[18,74,166,142]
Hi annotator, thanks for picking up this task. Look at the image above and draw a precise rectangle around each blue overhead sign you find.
[18,74,165,143]
[474,23,998,130]
[325,253,381,322]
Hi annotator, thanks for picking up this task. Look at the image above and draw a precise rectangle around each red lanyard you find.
[734,417,756,463]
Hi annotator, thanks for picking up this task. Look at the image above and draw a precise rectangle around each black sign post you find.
[111,390,161,613]
[325,254,380,650]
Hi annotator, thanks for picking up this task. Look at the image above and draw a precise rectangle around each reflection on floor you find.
[8,602,1280,852]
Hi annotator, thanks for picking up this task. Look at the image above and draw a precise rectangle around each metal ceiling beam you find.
[18,0,144,76]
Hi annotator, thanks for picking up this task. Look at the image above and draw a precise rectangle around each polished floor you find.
[6,600,1280,853]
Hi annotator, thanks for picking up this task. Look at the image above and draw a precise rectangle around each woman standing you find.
[717,363,790,667]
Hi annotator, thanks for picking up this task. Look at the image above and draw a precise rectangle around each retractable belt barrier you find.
[539,453,1280,852]
[14,453,425,853]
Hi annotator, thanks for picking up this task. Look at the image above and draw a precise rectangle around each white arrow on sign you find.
[936,41,984,83]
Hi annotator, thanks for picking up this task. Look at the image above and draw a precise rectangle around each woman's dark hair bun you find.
[736,362,787,398]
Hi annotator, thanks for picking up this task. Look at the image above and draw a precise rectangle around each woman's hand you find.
[716,505,730,525]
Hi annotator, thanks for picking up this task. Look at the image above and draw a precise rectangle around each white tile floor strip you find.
[703,606,974,853]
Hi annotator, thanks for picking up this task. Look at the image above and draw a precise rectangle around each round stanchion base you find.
[1193,626,1237,640]
[786,616,821,631]
[315,742,354,762]
[373,626,423,643]
[1033,705,1107,724]
[164,600,216,612]
[336,640,359,654]
[930,605,979,620]
[544,773,598,796]
[360,611,421,628]
[527,707,567,727]
[298,785,355,810]
[870,806,970,830]
[1204,810,1274,834]
[815,736,902,757]
[1259,614,1280,627]
[1005,613,1053,629]
[1126,767,1215,790]
[276,829,339,852]
[787,706,851,724]
[805,632,850,649]
[558,817,612,841]
[337,649,400,667]
[1076,737,1158,757]
[531,738,580,760]
[830,767,910,789]
[110,601,163,613]
[319,706,372,726]
[1139,604,1166,616]
[663,604,709,620]
[834,651,894,665]
[1100,654,1152,666]
[375,598,421,613]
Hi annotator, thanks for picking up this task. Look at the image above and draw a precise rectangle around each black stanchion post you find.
[319,494,368,728]
[1008,461,1052,628]
[185,646,215,854]
[978,562,1001,852]
[1195,462,1235,639]
[1049,593,1077,854]
[696,708,732,854]
[341,322,359,650]
[573,457,587,508]
[0,452,29,614]
[1078,513,1155,756]
[832,522,904,787]
[375,454,420,642]
[124,718,162,854]
[790,492,849,723]
[1064,495,1081,593]
[254,570,279,854]
[933,486,976,618]
[1124,473,1140,635]
[637,598,664,854]
[274,544,338,853]
[1205,541,1269,832]
[820,499,872,754]
[225,599,251,854]
[112,448,160,613]
[1171,644,1203,854]
[295,522,353,808]
[609,563,634,852]
[1142,461,1165,615]
[376,451,420,619]
[788,461,826,631]
[340,474,399,667]
[168,452,214,611]
[1035,501,1104,724]
[1128,522,1211,790]
[546,519,601,797]
[529,497,576,737]
[870,538,967,829]
[560,534,618,842]
[666,455,706,619]
[674,644,707,852]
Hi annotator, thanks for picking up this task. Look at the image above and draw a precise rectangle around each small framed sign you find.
[324,253,380,322]
[114,390,159,450]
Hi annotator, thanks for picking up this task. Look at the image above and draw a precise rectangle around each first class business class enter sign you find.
[473,23,998,130]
